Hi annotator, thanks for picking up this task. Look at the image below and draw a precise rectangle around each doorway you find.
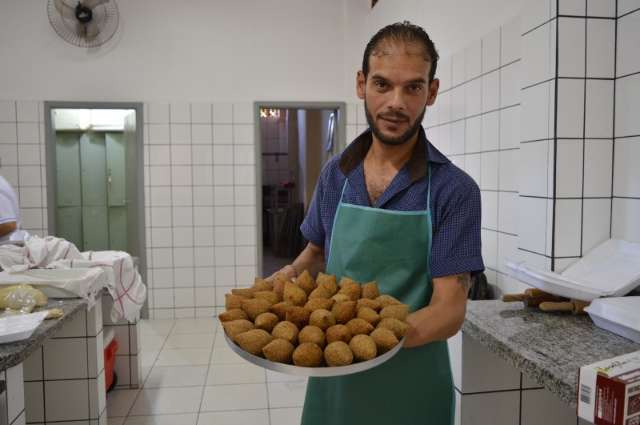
[255,102,346,277]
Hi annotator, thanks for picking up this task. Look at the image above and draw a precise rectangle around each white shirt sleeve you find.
[0,176,19,224]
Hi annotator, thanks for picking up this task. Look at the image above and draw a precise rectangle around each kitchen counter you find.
[0,298,87,370]
[462,300,640,408]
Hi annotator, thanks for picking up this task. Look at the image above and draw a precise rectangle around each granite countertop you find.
[463,300,640,408]
[0,298,87,370]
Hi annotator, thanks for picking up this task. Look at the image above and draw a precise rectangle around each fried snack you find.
[357,298,381,312]
[273,274,288,298]
[241,298,272,321]
[308,286,333,299]
[299,325,326,348]
[349,334,377,361]
[331,294,351,303]
[305,298,334,312]
[296,270,316,295]
[326,324,352,344]
[235,329,273,356]
[262,338,295,363]
[361,281,380,299]
[284,282,307,306]
[232,287,256,298]
[225,294,245,310]
[380,304,409,321]
[285,306,311,329]
[332,301,356,324]
[222,319,255,341]
[376,294,402,308]
[377,317,409,339]
[324,341,354,366]
[292,343,323,367]
[309,309,336,331]
[254,290,280,305]
[357,307,381,326]
[270,301,292,321]
[218,308,248,322]
[254,312,279,332]
[253,278,274,291]
[346,318,374,336]
[370,328,399,353]
[316,272,338,295]
[271,321,299,344]
[337,282,361,301]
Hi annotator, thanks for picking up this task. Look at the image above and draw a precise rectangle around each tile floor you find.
[106,317,306,425]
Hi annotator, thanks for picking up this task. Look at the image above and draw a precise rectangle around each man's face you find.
[357,40,439,146]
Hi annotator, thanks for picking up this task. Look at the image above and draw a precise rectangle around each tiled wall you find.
[1,364,25,425]
[102,294,141,389]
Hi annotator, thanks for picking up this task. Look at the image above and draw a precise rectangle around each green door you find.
[55,132,84,248]
[106,133,128,251]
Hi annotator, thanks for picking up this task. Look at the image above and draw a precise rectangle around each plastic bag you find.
[0,284,48,314]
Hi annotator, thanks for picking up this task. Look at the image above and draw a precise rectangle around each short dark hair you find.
[362,21,439,82]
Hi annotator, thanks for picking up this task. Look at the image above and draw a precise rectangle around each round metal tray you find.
[224,332,405,377]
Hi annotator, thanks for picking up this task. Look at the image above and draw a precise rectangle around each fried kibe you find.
[376,294,402,308]
[346,318,374,336]
[273,274,289,298]
[305,298,334,312]
[271,321,299,344]
[292,342,323,367]
[324,341,354,366]
[332,301,356,324]
[377,317,409,339]
[241,298,272,321]
[270,301,291,321]
[331,294,351,303]
[316,272,338,295]
[308,286,333,299]
[299,325,326,348]
[380,304,409,321]
[218,308,248,322]
[253,278,273,291]
[296,270,316,295]
[309,309,336,331]
[235,329,273,356]
[349,334,377,361]
[253,290,280,305]
[285,306,311,329]
[262,338,295,363]
[232,287,256,298]
[222,319,254,341]
[357,307,381,326]
[361,281,380,299]
[225,294,245,310]
[284,282,307,306]
[370,328,399,353]
[357,298,381,312]
[337,282,361,301]
[254,312,279,332]
[326,323,352,344]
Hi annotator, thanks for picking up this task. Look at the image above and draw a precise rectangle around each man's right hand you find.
[267,264,297,282]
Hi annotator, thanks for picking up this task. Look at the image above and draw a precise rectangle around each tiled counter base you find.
[102,293,141,389]
[449,300,640,425]
[2,364,25,425]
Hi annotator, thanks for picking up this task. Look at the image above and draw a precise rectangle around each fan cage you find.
[47,0,119,48]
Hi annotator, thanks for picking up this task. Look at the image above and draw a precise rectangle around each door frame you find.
[253,101,347,276]
[44,101,147,314]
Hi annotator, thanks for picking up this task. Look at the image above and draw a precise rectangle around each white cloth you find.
[0,175,28,242]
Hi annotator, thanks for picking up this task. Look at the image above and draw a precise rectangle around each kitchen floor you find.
[106,317,306,425]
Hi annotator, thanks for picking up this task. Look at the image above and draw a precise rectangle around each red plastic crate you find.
[104,338,119,391]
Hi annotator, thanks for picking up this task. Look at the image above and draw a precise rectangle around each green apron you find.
[301,167,454,425]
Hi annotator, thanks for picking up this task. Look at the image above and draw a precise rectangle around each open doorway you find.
[255,102,346,277]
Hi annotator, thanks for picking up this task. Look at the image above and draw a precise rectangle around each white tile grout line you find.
[196,317,220,424]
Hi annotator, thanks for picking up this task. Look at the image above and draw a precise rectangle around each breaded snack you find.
[253,278,273,291]
[361,281,380,299]
[273,274,288,298]
[305,298,334,312]
[377,317,409,339]
[337,282,361,301]
[296,270,316,295]
[218,308,248,322]
[332,301,356,324]
[326,324,352,344]
[370,328,399,353]
[309,309,336,330]
[262,338,295,363]
[271,321,299,344]
[357,298,381,312]
[331,294,351,303]
[254,312,279,332]
[285,306,311,329]
[308,286,333,299]
[254,290,280,305]
[316,272,338,295]
[349,334,377,361]
[299,325,326,348]
[235,329,273,356]
[225,294,245,310]
[357,307,381,326]
[222,319,254,341]
[284,282,307,306]
[346,318,374,336]
[292,343,323,367]
[241,298,272,321]
[324,341,354,366]
[380,304,409,321]
[270,301,291,321]
[338,276,357,288]
[232,287,256,298]
[376,294,402,308]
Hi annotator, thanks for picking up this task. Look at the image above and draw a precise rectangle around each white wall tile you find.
[149,124,170,144]
[213,145,234,165]
[500,61,521,107]
[465,154,481,185]
[556,139,584,197]
[617,11,640,77]
[559,0,586,15]
[452,50,466,86]
[191,103,211,124]
[171,166,192,186]
[0,144,18,165]
[499,192,518,235]
[6,364,24,423]
[588,0,616,17]
[233,103,255,124]
[438,57,452,90]
[521,81,554,142]
[151,207,172,226]
[450,121,465,155]
[481,191,498,230]
[147,103,170,124]
[465,116,482,153]
[585,80,614,138]
[583,199,611,253]
[451,86,465,121]
[465,78,482,117]
[234,165,256,185]
[499,149,519,191]
[17,144,40,165]
[522,22,554,87]
[171,145,192,165]
[0,100,16,121]
[557,79,585,138]
[584,139,613,197]
[521,388,577,425]
[45,380,89,421]
[235,206,256,226]
[482,28,501,73]
[459,391,520,425]
[213,103,233,124]
[482,71,500,112]
[170,102,190,123]
[587,19,615,78]
[234,145,255,165]
[519,140,551,197]
[612,198,640,242]
[555,199,582,256]
[465,41,482,80]
[500,107,520,149]
[0,123,17,143]
[25,382,44,423]
[618,0,640,16]
[192,145,213,165]
[149,146,171,166]
[616,73,640,137]
[482,110,500,151]
[613,137,640,197]
[502,16,522,64]
[518,197,551,255]
[17,123,39,143]
[191,124,213,144]
[480,152,498,190]
[498,232,519,274]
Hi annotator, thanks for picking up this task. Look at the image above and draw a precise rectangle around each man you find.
[0,174,29,243]
[274,21,483,424]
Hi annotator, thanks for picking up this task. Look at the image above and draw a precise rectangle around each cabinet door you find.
[106,133,127,207]
[82,206,109,250]
[56,206,83,250]
[55,133,82,207]
[80,132,107,207]
[108,206,127,251]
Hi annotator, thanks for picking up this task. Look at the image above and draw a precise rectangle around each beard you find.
[364,98,426,146]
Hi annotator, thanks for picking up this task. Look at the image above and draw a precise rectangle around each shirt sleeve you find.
[430,175,484,278]
[0,192,17,224]
[300,170,326,248]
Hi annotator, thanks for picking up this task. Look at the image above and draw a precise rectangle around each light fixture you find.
[260,108,280,119]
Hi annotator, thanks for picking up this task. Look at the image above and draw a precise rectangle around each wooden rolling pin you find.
[502,288,566,307]
[538,300,590,315]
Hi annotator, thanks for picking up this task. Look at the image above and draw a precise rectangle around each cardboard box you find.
[578,351,640,425]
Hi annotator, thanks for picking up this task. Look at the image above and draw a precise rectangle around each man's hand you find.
[267,264,297,282]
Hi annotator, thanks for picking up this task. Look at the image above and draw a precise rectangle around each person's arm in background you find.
[0,221,17,238]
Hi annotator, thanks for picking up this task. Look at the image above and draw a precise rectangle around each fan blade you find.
[85,20,99,39]
[54,0,76,19]
[83,0,108,9]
